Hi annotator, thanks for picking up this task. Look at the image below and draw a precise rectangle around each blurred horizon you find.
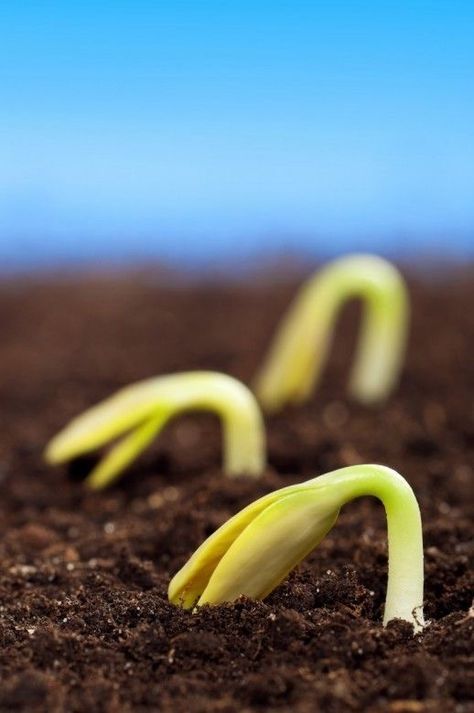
[1,1,473,269]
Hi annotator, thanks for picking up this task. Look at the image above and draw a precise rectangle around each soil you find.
[0,264,472,712]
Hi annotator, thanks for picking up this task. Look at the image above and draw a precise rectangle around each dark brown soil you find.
[0,265,472,712]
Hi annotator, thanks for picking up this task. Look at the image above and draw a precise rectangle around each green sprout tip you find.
[169,464,425,632]
[254,254,409,412]
[45,371,266,489]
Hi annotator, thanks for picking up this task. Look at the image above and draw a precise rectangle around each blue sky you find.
[1,1,473,266]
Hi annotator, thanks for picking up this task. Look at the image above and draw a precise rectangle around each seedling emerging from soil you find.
[169,464,425,631]
[255,254,409,411]
[45,371,266,489]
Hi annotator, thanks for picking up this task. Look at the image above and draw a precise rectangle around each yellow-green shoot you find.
[45,371,266,489]
[254,254,409,411]
[169,464,424,632]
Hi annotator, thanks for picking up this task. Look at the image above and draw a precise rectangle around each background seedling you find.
[255,254,409,411]
[169,464,425,631]
[45,371,266,488]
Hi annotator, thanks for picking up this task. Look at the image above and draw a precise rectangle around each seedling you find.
[45,371,266,489]
[254,254,409,411]
[169,464,425,631]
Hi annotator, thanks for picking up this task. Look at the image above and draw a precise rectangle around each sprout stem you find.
[169,465,424,631]
[254,255,409,411]
[313,465,424,628]
[45,371,266,488]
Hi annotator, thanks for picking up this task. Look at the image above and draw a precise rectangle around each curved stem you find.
[254,255,409,411]
[45,371,266,485]
[312,465,424,629]
[170,464,424,631]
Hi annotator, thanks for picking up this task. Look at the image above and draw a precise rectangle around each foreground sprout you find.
[255,254,409,411]
[45,371,266,489]
[169,464,424,631]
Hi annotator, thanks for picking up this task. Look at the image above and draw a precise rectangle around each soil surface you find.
[0,265,472,712]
